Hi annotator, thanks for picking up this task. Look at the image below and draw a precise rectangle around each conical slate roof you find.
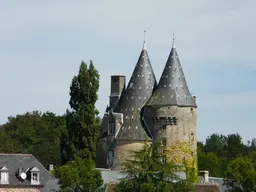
[114,46,157,140]
[145,43,197,107]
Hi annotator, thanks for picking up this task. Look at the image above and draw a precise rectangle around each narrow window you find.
[162,156,166,164]
[162,137,167,146]
[110,122,115,135]
[0,166,9,184]
[30,166,40,185]
[108,151,114,167]
[1,172,9,184]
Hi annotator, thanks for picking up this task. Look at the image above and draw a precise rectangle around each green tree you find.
[198,152,222,177]
[226,133,245,160]
[61,60,100,164]
[0,111,65,167]
[224,157,256,192]
[114,141,192,192]
[54,157,104,192]
[204,134,227,157]
[248,151,256,169]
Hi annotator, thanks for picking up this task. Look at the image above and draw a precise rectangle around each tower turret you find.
[141,36,197,181]
[114,31,157,140]
[96,32,158,170]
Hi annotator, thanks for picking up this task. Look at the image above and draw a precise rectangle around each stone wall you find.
[150,105,198,181]
[153,106,197,152]
[112,140,144,170]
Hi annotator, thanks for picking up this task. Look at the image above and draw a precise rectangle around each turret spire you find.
[143,30,147,50]
[114,38,157,140]
[172,30,175,48]
[144,38,197,108]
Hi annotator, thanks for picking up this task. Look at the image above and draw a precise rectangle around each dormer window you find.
[0,166,9,184]
[30,166,40,185]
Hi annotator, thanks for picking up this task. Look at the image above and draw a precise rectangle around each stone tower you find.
[96,36,157,170]
[141,38,197,167]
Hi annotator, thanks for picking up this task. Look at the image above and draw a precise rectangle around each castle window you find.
[0,166,9,184]
[110,123,115,135]
[162,156,166,164]
[190,108,193,111]
[162,137,166,146]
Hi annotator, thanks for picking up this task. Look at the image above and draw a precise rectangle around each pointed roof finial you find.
[143,30,146,50]
[172,29,175,48]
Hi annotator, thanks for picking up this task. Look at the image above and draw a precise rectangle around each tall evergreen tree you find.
[61,60,100,164]
[115,141,192,192]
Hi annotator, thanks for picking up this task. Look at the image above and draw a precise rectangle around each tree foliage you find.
[114,141,192,192]
[224,157,256,192]
[61,60,100,164]
[198,133,256,191]
[0,111,65,167]
[54,157,103,192]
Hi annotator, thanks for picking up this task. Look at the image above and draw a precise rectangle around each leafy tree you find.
[226,133,245,160]
[224,157,256,192]
[61,60,100,164]
[197,141,204,153]
[198,152,222,177]
[204,133,227,157]
[54,157,103,192]
[114,141,192,192]
[0,111,65,167]
[248,151,256,169]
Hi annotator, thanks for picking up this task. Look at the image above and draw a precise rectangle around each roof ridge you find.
[0,153,32,156]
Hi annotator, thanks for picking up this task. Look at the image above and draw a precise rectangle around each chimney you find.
[49,164,54,171]
[199,171,209,183]
[193,95,196,104]
[109,75,126,108]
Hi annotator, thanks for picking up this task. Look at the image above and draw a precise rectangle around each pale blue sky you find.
[1,0,256,142]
